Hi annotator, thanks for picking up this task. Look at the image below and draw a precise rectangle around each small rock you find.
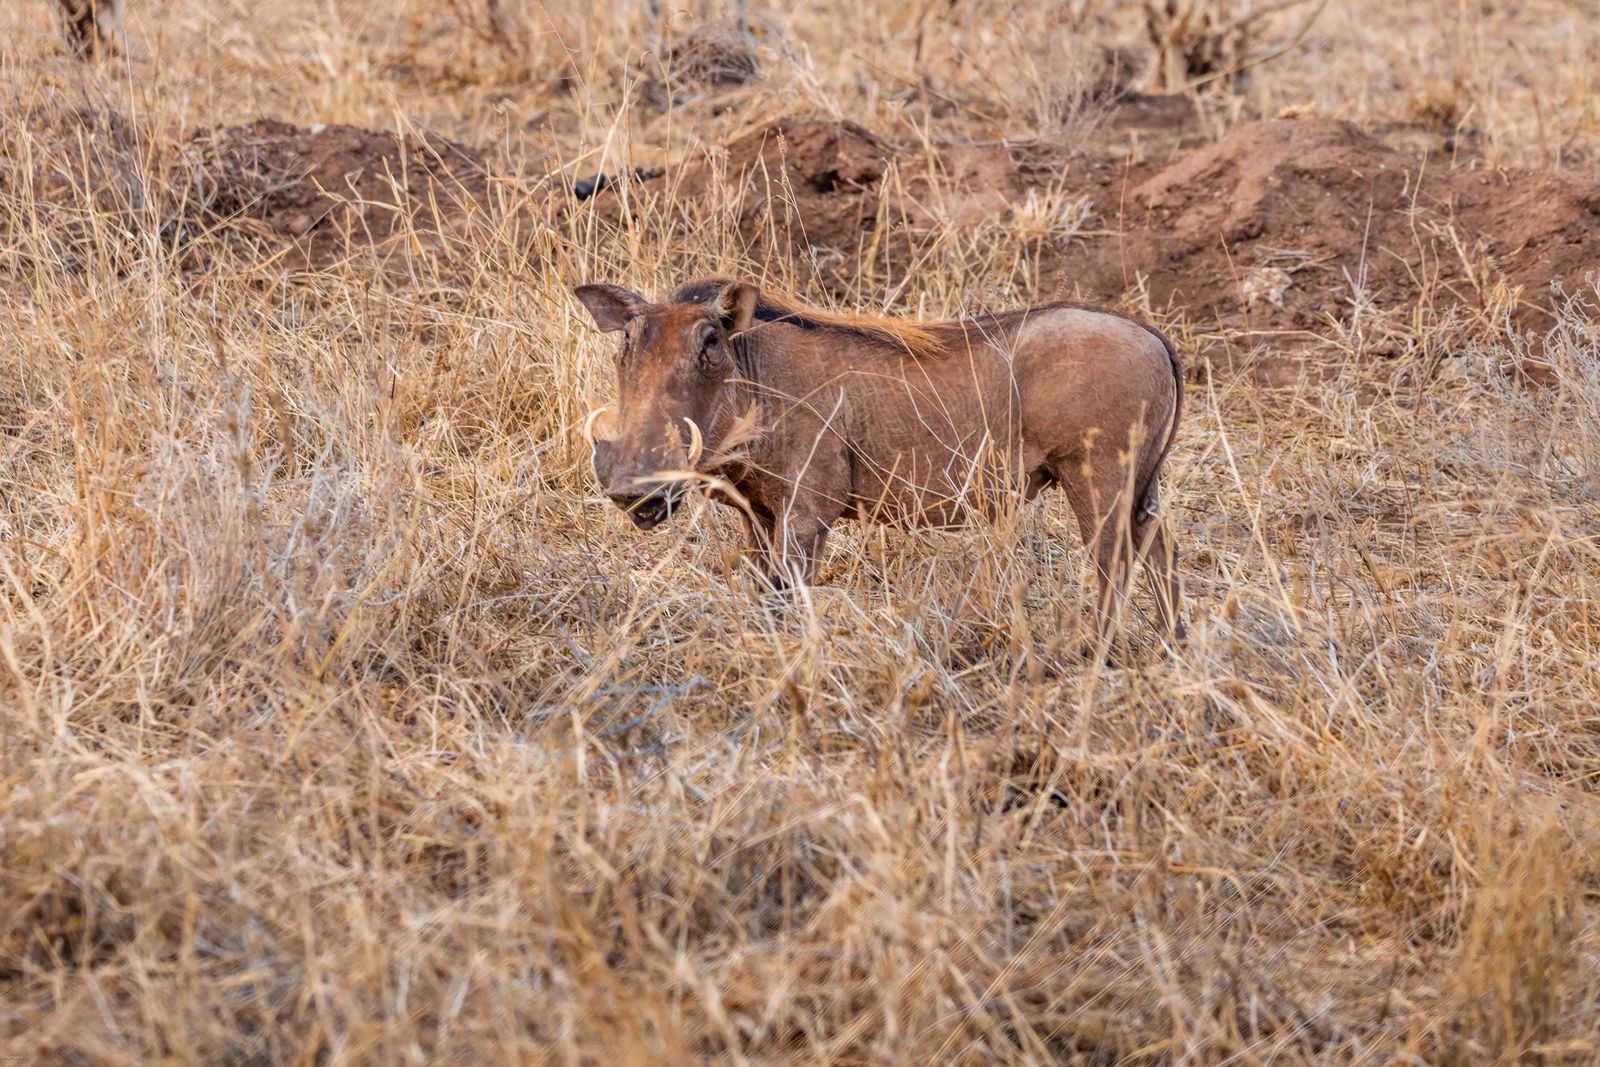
[1242,266,1293,309]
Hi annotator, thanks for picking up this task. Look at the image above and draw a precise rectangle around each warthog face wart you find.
[574,281,757,531]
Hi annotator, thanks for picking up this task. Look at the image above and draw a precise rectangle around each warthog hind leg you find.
[1134,507,1186,642]
[1057,461,1143,656]
[1059,462,1185,654]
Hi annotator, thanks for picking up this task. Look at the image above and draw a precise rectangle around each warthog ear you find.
[573,284,647,333]
[715,282,759,336]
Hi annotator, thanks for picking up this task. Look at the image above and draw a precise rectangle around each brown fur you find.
[669,279,951,360]
[578,278,1187,645]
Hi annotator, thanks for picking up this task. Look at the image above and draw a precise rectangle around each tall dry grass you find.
[4,0,1600,1063]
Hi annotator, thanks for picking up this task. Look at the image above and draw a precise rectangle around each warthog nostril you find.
[605,487,677,530]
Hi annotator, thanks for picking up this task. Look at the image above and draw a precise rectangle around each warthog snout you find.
[604,485,680,530]
[588,408,696,530]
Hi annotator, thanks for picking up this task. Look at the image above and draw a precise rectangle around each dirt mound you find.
[724,119,889,196]
[1079,119,1600,340]
[1120,119,1420,330]
[1452,165,1600,301]
[633,116,1021,287]
[176,120,501,268]
[1134,120,1411,247]
[0,107,166,275]
[642,22,761,107]
[2,109,520,278]
[623,113,1600,353]
[686,117,890,244]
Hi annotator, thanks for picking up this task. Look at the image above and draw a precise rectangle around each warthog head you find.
[573,281,757,530]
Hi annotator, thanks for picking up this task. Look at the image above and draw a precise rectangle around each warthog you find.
[575,278,1185,642]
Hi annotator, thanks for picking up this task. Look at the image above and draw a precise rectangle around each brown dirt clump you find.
[1123,119,1420,330]
[642,22,761,107]
[1036,119,1600,350]
[1452,165,1600,304]
[1068,119,1600,341]
[0,106,162,276]
[623,116,1021,288]
[176,119,502,269]
[681,117,892,251]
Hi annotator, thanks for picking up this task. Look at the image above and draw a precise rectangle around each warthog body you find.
[576,278,1185,641]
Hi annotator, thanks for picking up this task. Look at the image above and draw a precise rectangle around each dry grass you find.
[4,0,1600,1063]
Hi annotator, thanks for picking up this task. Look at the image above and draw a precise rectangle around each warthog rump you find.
[575,278,1185,644]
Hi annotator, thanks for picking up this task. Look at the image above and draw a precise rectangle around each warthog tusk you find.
[582,404,618,445]
[683,417,704,467]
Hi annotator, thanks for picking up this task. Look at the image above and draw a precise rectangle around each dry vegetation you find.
[4,0,1600,1063]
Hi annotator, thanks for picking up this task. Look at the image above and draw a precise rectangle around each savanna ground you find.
[3,0,1600,1062]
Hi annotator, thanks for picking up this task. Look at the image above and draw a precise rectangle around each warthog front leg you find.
[740,506,832,594]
